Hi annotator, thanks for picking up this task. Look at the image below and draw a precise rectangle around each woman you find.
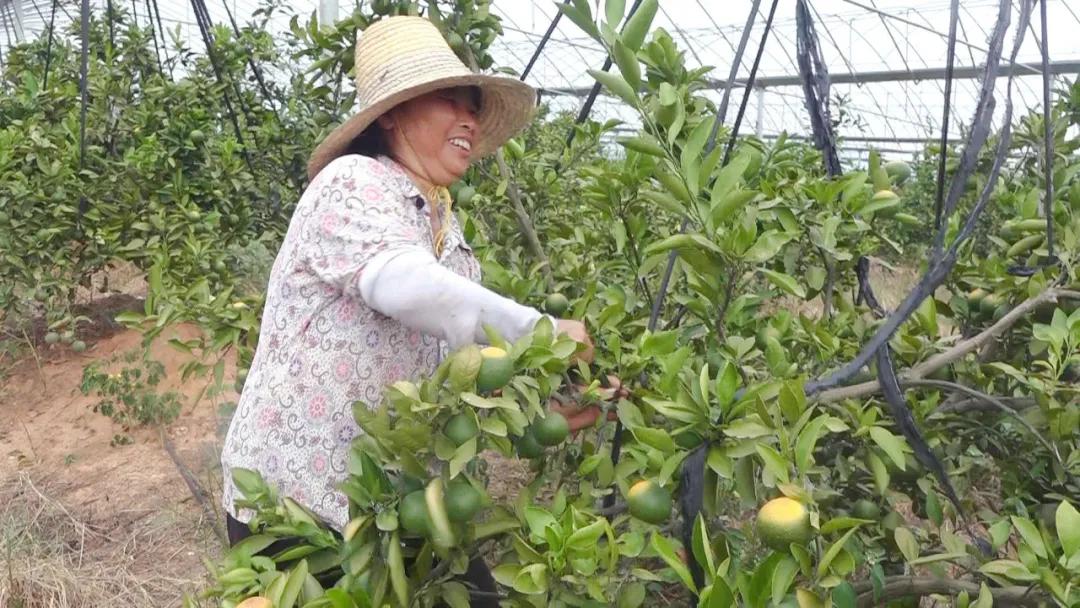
[219,15,600,603]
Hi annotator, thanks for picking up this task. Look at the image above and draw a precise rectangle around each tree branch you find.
[934,395,1035,415]
[853,575,1045,608]
[494,150,555,289]
[907,379,1065,471]
[815,288,1080,403]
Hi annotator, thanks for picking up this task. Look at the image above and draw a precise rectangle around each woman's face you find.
[378,87,480,185]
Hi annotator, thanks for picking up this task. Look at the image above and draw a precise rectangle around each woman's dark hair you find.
[345,125,390,158]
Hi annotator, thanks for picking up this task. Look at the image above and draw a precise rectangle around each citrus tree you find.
[193,0,1080,607]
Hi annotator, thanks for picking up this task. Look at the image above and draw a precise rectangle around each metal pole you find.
[319,0,338,28]
[11,0,25,42]
[755,87,765,136]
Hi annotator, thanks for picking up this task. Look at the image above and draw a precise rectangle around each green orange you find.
[399,490,430,536]
[444,480,482,522]
[476,347,514,393]
[444,412,479,446]
[756,497,813,551]
[533,411,569,446]
[627,479,672,524]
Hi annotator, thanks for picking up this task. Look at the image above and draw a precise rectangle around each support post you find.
[12,0,26,42]
[319,0,338,28]
[755,87,765,136]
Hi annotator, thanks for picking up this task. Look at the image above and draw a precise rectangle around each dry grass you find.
[0,470,207,608]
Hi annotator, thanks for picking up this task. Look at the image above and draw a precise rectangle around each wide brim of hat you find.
[307,74,536,181]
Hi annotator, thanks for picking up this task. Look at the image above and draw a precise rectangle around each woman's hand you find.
[548,375,623,435]
[556,319,594,364]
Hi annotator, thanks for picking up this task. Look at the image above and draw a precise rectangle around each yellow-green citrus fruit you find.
[476,347,513,393]
[399,474,425,494]
[190,129,206,145]
[756,497,813,551]
[71,340,87,353]
[444,480,482,522]
[544,293,570,316]
[399,490,430,536]
[980,293,1002,318]
[884,160,912,184]
[516,428,544,459]
[44,332,60,345]
[627,479,672,524]
[872,189,899,201]
[236,598,273,608]
[533,411,569,446]
[444,413,479,446]
[966,288,988,310]
[852,499,882,521]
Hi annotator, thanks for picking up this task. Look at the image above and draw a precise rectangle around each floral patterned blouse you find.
[220,154,481,531]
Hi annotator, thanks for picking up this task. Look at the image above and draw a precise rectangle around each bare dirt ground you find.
[1,321,234,607]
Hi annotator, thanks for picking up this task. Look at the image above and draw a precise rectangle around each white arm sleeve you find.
[359,248,549,349]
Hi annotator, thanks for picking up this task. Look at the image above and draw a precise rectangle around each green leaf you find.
[926,491,943,527]
[868,427,907,471]
[723,418,774,439]
[631,426,676,454]
[605,0,626,26]
[640,189,685,214]
[448,345,481,393]
[894,527,920,563]
[761,269,806,298]
[866,451,890,495]
[618,134,665,157]
[512,563,548,594]
[795,415,828,473]
[691,514,717,576]
[700,578,735,608]
[831,581,857,608]
[778,381,806,422]
[442,581,470,608]
[817,527,860,577]
[611,39,640,90]
[1056,501,1080,558]
[651,532,696,592]
[973,582,993,608]
[617,581,646,608]
[755,444,790,485]
[771,556,798,605]
[588,69,638,106]
[820,517,870,535]
[620,0,658,51]
[980,559,1038,581]
[742,230,793,263]
[557,2,600,42]
[908,552,967,566]
[567,519,608,551]
[681,116,715,185]
[448,438,477,478]
[1010,516,1048,559]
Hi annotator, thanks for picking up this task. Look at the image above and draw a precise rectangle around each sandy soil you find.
[1,320,235,607]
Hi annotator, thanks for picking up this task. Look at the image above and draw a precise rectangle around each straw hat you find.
[307,16,537,181]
